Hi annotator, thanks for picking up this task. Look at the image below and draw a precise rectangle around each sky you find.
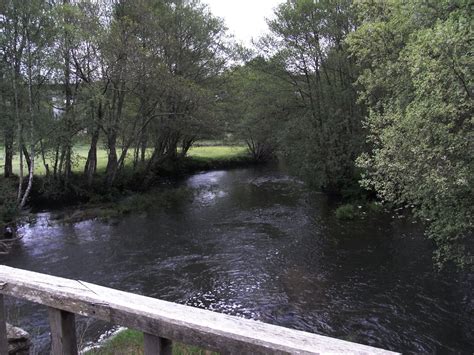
[202,0,283,46]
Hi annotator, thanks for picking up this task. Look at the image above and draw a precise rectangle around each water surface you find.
[2,166,473,354]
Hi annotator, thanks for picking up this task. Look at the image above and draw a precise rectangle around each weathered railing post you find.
[0,295,8,354]
[144,333,172,355]
[48,308,78,355]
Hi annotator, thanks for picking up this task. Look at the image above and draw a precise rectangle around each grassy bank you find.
[0,144,254,225]
[57,185,193,223]
[48,147,258,223]
[85,329,217,355]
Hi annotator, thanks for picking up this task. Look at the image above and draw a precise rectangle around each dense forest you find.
[0,0,472,268]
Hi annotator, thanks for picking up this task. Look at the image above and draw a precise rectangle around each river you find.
[1,165,473,354]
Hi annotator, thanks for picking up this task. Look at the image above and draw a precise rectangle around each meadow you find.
[0,144,248,176]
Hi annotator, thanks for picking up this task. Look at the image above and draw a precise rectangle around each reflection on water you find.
[1,165,473,354]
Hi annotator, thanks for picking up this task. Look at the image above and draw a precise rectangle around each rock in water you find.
[4,226,15,239]
[7,323,31,355]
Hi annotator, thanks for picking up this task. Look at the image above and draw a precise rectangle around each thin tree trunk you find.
[53,143,60,179]
[105,131,118,186]
[64,144,72,183]
[180,136,195,157]
[21,144,31,173]
[84,128,99,185]
[62,0,73,183]
[133,142,140,169]
[12,63,23,202]
[140,135,147,163]
[3,127,14,178]
[39,139,50,177]
[105,85,125,186]
[20,31,35,209]
[58,147,65,177]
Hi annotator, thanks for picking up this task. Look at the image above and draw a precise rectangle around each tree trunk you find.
[13,71,23,203]
[39,139,50,177]
[3,128,13,178]
[58,147,65,178]
[19,31,35,209]
[140,135,148,163]
[21,144,31,173]
[180,136,195,157]
[105,83,125,187]
[84,128,99,186]
[62,0,73,183]
[64,144,72,183]
[105,131,118,186]
[53,144,60,179]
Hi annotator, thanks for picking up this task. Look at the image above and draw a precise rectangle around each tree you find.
[348,0,473,268]
[122,0,230,177]
[260,0,365,193]
[221,57,293,161]
[1,0,55,206]
[0,0,29,179]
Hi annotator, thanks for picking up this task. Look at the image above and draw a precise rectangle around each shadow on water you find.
[1,164,473,354]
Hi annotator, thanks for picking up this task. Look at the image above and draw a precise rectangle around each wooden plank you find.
[0,295,8,355]
[144,333,172,355]
[0,266,399,354]
[48,308,78,355]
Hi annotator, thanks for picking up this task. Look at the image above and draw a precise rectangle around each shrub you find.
[367,201,383,214]
[335,204,357,220]
[0,178,18,228]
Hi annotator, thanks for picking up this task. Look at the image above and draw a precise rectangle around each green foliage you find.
[60,186,193,223]
[119,187,193,215]
[0,178,18,227]
[221,57,292,161]
[85,329,218,355]
[335,204,357,220]
[1,0,471,270]
[348,0,473,268]
[85,329,144,355]
[1,0,235,194]
[260,0,366,192]
[367,201,383,214]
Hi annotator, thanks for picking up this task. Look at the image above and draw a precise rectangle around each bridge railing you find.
[0,266,397,354]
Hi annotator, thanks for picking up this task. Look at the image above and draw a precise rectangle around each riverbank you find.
[85,329,216,355]
[1,145,258,233]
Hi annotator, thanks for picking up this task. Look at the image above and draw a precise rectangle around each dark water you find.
[1,166,473,354]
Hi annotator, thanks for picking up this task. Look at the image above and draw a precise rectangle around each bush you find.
[367,201,383,214]
[0,178,18,228]
[335,204,357,220]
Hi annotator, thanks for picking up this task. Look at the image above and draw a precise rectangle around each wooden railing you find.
[0,266,398,354]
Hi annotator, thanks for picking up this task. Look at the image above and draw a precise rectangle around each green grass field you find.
[85,329,217,355]
[0,145,248,176]
[186,146,247,161]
